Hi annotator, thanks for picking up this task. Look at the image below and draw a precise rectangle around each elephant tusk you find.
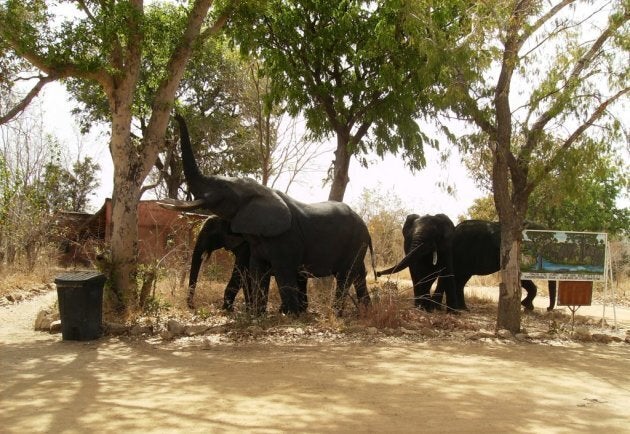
[432,251,438,266]
[157,198,208,211]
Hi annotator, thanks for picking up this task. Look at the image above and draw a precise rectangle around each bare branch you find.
[515,0,576,52]
[0,75,56,125]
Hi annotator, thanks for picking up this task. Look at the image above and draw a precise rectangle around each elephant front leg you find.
[520,280,537,311]
[410,268,435,311]
[222,266,243,311]
[246,259,270,315]
[274,271,303,315]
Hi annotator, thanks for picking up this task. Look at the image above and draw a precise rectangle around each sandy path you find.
[2,291,630,433]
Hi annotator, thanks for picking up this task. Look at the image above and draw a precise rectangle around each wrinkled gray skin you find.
[377,214,460,311]
[188,216,307,312]
[163,114,374,315]
[433,220,557,311]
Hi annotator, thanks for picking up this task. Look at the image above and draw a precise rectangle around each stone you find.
[34,310,52,331]
[497,329,513,339]
[573,327,592,342]
[130,324,153,336]
[470,330,495,340]
[366,327,379,335]
[185,324,210,336]
[591,333,612,344]
[104,321,129,336]
[167,319,186,336]
[49,320,62,334]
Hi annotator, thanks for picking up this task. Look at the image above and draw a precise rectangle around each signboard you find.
[557,281,593,306]
[521,230,607,281]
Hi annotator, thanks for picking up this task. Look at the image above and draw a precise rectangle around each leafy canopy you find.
[229,0,476,169]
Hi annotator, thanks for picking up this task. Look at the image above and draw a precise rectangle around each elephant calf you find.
[188,216,307,312]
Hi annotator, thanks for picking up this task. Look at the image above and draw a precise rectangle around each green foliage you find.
[463,138,629,236]
[173,42,262,179]
[461,196,497,223]
[527,139,629,236]
[229,0,475,171]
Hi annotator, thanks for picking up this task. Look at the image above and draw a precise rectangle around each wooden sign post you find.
[558,281,594,330]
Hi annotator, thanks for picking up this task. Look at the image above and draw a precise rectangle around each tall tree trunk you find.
[328,132,351,202]
[492,140,523,333]
[108,106,141,311]
[496,223,522,332]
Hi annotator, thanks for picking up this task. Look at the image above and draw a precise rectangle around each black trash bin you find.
[54,271,107,341]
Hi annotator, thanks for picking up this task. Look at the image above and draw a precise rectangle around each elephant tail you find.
[368,238,377,281]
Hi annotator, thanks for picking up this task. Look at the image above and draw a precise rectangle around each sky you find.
[39,82,484,222]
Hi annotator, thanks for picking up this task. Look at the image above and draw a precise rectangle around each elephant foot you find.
[187,299,195,310]
[547,307,554,312]
[446,306,461,315]
[521,300,535,311]
[222,302,234,312]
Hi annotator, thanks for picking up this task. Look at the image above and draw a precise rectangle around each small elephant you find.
[377,213,460,311]
[433,220,557,311]
[162,114,374,315]
[188,216,308,312]
[187,215,255,311]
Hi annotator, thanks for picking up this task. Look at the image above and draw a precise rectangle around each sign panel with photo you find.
[520,230,607,281]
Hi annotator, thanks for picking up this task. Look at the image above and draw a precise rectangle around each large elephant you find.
[162,114,374,315]
[188,216,307,312]
[434,220,557,311]
[376,213,460,311]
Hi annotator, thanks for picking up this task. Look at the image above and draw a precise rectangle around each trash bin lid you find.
[54,270,107,285]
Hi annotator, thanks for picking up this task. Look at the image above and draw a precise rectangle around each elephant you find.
[161,114,374,315]
[433,220,557,311]
[376,213,460,311]
[188,215,308,312]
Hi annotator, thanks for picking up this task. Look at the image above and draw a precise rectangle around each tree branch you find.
[528,86,630,192]
[522,9,628,156]
[0,75,56,125]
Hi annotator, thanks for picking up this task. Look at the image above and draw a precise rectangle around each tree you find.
[445,1,629,331]
[0,0,231,310]
[230,0,474,201]
[463,139,629,236]
[0,103,97,268]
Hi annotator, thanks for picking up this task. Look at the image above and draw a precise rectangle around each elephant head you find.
[160,115,292,238]
[377,213,453,277]
[187,216,247,309]
[376,213,459,311]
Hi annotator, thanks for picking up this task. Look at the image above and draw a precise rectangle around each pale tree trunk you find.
[108,110,142,310]
[104,0,221,311]
[492,139,528,333]
[328,132,351,202]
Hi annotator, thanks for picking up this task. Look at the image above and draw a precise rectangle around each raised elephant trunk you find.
[174,113,205,197]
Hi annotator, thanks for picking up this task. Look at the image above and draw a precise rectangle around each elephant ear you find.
[231,191,291,237]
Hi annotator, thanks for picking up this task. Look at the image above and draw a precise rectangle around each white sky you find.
[39,81,483,221]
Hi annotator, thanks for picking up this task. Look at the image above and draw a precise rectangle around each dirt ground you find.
[2,287,630,433]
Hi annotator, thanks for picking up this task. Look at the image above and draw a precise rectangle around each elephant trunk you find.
[174,114,204,196]
[376,242,430,277]
[187,241,207,309]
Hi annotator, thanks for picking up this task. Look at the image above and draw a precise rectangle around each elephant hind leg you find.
[547,280,557,311]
